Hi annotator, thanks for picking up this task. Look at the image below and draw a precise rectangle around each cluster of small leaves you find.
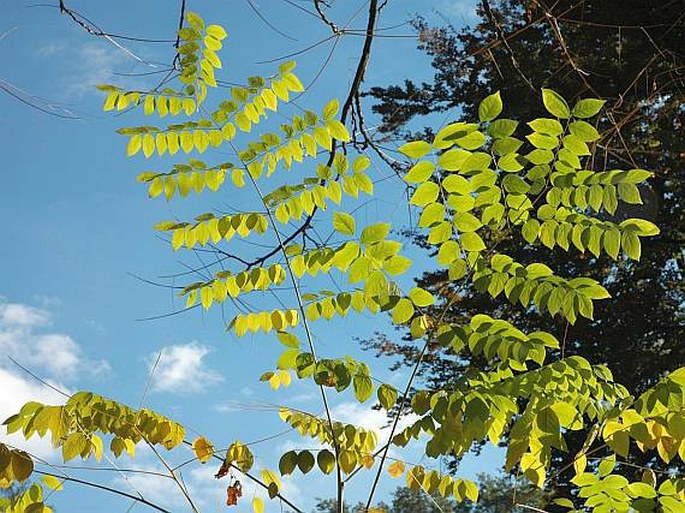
[599,367,685,464]
[435,313,560,370]
[392,356,629,487]
[234,98,351,177]
[137,159,233,200]
[561,455,685,512]
[276,342,395,405]
[100,10,227,123]
[209,440,283,501]
[386,460,479,504]
[472,254,610,324]
[266,155,373,224]
[180,263,287,310]
[230,308,299,336]
[277,408,379,475]
[121,119,232,159]
[3,392,185,463]
[400,89,659,325]
[154,211,269,252]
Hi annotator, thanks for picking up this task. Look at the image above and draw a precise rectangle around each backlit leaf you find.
[541,88,570,118]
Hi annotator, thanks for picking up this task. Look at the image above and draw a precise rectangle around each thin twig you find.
[33,470,172,513]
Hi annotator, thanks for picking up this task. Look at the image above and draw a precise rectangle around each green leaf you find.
[405,161,435,183]
[297,450,315,474]
[333,212,356,236]
[626,482,657,499]
[572,98,605,118]
[127,135,142,156]
[492,136,523,156]
[149,177,164,198]
[186,11,205,30]
[353,156,371,173]
[553,498,575,508]
[384,255,412,275]
[541,88,571,118]
[408,287,435,307]
[453,212,482,232]
[410,181,440,206]
[276,331,299,348]
[322,99,339,120]
[438,149,470,170]
[522,219,540,243]
[339,450,357,474]
[282,72,304,92]
[478,91,503,122]
[620,218,659,236]
[419,202,446,228]
[317,449,336,475]
[452,130,486,150]
[526,262,553,279]
[487,119,518,138]
[603,228,621,260]
[325,120,350,141]
[527,132,558,150]
[392,298,415,324]
[499,153,525,172]
[618,182,642,204]
[398,140,431,159]
[442,175,471,194]
[597,455,616,477]
[353,375,374,402]
[569,120,600,142]
[536,407,560,434]
[460,232,486,252]
[624,169,653,183]
[360,223,390,244]
[377,384,398,410]
[42,475,63,491]
[279,451,298,475]
[622,231,641,260]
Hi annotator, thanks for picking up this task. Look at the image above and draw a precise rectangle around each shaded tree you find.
[366,0,684,499]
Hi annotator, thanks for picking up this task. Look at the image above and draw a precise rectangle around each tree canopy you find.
[1,2,684,513]
[366,0,684,498]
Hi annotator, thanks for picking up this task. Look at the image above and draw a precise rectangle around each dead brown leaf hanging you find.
[214,459,230,479]
[225,480,242,507]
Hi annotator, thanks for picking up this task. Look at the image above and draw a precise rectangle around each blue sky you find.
[0,1,500,511]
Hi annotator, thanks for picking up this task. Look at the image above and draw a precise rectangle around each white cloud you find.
[0,302,49,327]
[36,38,152,100]
[0,299,109,382]
[147,342,223,394]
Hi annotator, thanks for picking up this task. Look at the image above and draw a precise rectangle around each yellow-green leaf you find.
[541,88,570,118]
[333,212,356,236]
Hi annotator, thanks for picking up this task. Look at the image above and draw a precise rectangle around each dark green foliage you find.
[366,0,684,498]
